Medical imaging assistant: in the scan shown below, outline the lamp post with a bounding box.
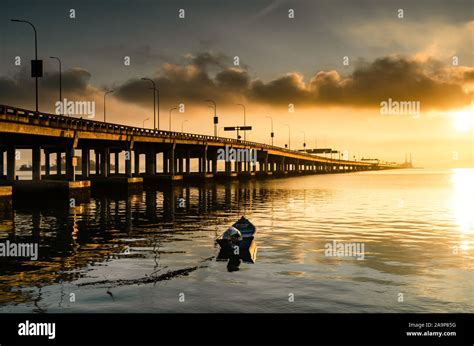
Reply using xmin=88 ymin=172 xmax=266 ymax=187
xmin=143 ymin=117 xmax=149 ymax=128
xmin=181 ymin=119 xmax=188 ymax=132
xmin=49 ymin=56 xmax=62 ymax=114
xmin=265 ymin=116 xmax=274 ymax=146
xmin=103 ymin=90 xmax=114 ymax=122
xmin=169 ymin=107 xmax=177 ymax=132
xmin=205 ymin=99 xmax=217 ymax=137
xmin=285 ymin=124 xmax=291 ymax=150
xmin=236 ymin=103 xmax=246 ymax=140
xmin=141 ymin=78 xmax=157 ymax=130
xmin=301 ymin=131 xmax=306 ymax=152
xmin=11 ymin=19 xmax=39 ymax=112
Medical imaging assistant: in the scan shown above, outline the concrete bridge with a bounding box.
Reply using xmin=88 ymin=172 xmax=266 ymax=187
xmin=0 ymin=105 xmax=401 ymax=200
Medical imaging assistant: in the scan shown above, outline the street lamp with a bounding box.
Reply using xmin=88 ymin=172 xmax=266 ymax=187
xmin=205 ymin=99 xmax=217 ymax=137
xmin=49 ymin=56 xmax=62 ymax=114
xmin=143 ymin=117 xmax=149 ymax=128
xmin=236 ymin=103 xmax=246 ymax=140
xmin=301 ymin=131 xmax=306 ymax=151
xmin=265 ymin=116 xmax=274 ymax=146
xmin=169 ymin=107 xmax=177 ymax=132
xmin=11 ymin=19 xmax=39 ymax=112
xmin=285 ymin=124 xmax=291 ymax=150
xmin=151 ymin=88 xmax=161 ymax=130
xmin=181 ymin=119 xmax=188 ymax=132
xmin=141 ymin=78 xmax=157 ymax=130
xmin=103 ymin=90 xmax=114 ymax=122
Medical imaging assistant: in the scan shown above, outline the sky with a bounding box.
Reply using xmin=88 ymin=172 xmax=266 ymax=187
xmin=0 ymin=0 xmax=473 ymax=168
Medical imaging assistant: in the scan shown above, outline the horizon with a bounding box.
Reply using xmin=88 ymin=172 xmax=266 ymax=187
xmin=1 ymin=0 xmax=473 ymax=168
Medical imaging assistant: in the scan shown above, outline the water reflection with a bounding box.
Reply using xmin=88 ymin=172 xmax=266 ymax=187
xmin=0 ymin=170 xmax=472 ymax=312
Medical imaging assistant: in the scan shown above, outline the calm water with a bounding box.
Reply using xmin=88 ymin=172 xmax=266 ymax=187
xmin=0 ymin=169 xmax=472 ymax=313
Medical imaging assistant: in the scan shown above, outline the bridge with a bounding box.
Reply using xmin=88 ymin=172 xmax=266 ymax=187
xmin=0 ymin=104 xmax=403 ymax=200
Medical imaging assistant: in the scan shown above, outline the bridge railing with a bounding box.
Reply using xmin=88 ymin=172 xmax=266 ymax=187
xmin=0 ymin=104 xmax=377 ymax=166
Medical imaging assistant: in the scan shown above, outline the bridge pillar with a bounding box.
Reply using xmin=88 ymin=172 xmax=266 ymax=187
xmin=0 ymin=149 xmax=4 ymax=178
xmin=212 ymin=153 xmax=218 ymax=174
xmin=44 ymin=150 xmax=50 ymax=177
xmin=178 ymin=155 xmax=184 ymax=174
xmin=125 ymin=150 xmax=132 ymax=177
xmin=134 ymin=150 xmax=140 ymax=176
xmin=169 ymin=146 xmax=175 ymax=175
xmin=6 ymin=146 xmax=16 ymax=181
xmin=106 ymin=150 xmax=111 ymax=177
xmin=94 ymin=150 xmax=100 ymax=175
xmin=82 ymin=148 xmax=90 ymax=179
xmin=56 ymin=152 xmax=62 ymax=175
xmin=147 ymin=149 xmax=156 ymax=175
xmin=186 ymin=151 xmax=191 ymax=174
xmin=31 ymin=145 xmax=41 ymax=181
xmin=200 ymin=146 xmax=207 ymax=174
xmin=101 ymin=148 xmax=110 ymax=178
xmin=66 ymin=147 xmax=74 ymax=181
xmin=163 ymin=151 xmax=168 ymax=174
xmin=115 ymin=152 xmax=120 ymax=174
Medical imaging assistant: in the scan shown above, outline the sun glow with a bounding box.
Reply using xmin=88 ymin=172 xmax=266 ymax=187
xmin=450 ymin=105 xmax=474 ymax=132
xmin=450 ymin=169 xmax=474 ymax=235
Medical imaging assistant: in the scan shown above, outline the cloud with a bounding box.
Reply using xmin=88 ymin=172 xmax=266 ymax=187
xmin=113 ymin=52 xmax=248 ymax=106
xmin=0 ymin=66 xmax=99 ymax=111
xmin=248 ymin=55 xmax=473 ymax=109
xmin=1 ymin=52 xmax=472 ymax=113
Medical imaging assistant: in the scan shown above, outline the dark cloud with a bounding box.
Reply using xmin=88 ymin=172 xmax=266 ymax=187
xmin=113 ymin=52 xmax=248 ymax=106
xmin=113 ymin=53 xmax=472 ymax=110
xmin=2 ymin=53 xmax=472 ymax=112
xmin=0 ymin=66 xmax=97 ymax=111
xmin=248 ymin=55 xmax=473 ymax=109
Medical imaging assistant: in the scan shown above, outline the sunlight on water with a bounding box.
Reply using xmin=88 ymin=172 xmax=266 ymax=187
xmin=0 ymin=169 xmax=473 ymax=313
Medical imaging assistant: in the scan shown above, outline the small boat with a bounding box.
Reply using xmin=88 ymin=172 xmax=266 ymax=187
xmin=216 ymin=216 xmax=257 ymax=264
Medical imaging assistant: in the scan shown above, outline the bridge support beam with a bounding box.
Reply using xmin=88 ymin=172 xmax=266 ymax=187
xmin=178 ymin=155 xmax=184 ymax=174
xmin=146 ymin=149 xmax=156 ymax=175
xmin=44 ymin=151 xmax=50 ymax=177
xmin=169 ymin=145 xmax=175 ymax=175
xmin=200 ymin=146 xmax=207 ymax=174
xmin=134 ymin=150 xmax=140 ymax=176
xmin=7 ymin=146 xmax=16 ymax=181
xmin=186 ymin=151 xmax=191 ymax=174
xmin=115 ymin=152 xmax=120 ymax=174
xmin=0 ymin=150 xmax=4 ymax=178
xmin=212 ymin=153 xmax=218 ymax=175
xmin=101 ymin=147 xmax=110 ymax=178
xmin=56 ymin=152 xmax=62 ymax=175
xmin=125 ymin=150 xmax=132 ymax=177
xmin=66 ymin=147 xmax=74 ymax=181
xmin=163 ymin=151 xmax=168 ymax=174
xmin=94 ymin=150 xmax=100 ymax=175
xmin=32 ymin=147 xmax=41 ymax=181
xmin=82 ymin=148 xmax=90 ymax=179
